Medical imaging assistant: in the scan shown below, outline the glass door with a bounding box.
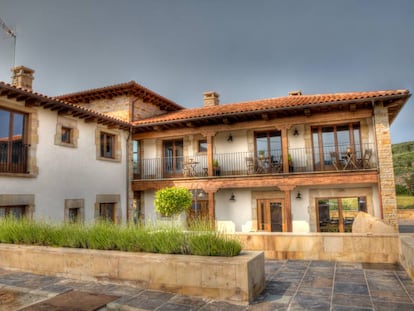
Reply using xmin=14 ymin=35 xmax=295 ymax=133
xmin=163 ymin=139 xmax=183 ymax=177
xmin=257 ymin=199 xmax=283 ymax=232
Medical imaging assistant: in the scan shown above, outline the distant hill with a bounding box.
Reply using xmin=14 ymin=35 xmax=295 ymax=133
xmin=392 ymin=141 xmax=414 ymax=189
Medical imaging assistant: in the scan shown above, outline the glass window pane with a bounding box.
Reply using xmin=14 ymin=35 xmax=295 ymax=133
xmin=13 ymin=112 xmax=25 ymax=137
xmin=0 ymin=109 xmax=10 ymax=139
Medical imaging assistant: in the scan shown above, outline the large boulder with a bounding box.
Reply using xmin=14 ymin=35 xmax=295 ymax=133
xmin=352 ymin=212 xmax=395 ymax=234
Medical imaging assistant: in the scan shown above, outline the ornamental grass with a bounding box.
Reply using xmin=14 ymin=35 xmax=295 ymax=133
xmin=0 ymin=217 xmax=242 ymax=257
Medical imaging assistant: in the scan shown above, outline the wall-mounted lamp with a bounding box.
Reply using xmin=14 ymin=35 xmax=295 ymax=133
xmin=229 ymin=193 xmax=236 ymax=201
xmin=227 ymin=134 xmax=233 ymax=142
xmin=197 ymin=190 xmax=206 ymax=199
xmin=293 ymin=128 xmax=299 ymax=136
xmin=296 ymin=191 xmax=302 ymax=199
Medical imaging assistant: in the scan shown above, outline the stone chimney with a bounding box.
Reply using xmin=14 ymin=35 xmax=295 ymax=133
xmin=203 ymin=91 xmax=220 ymax=107
xmin=11 ymin=66 xmax=35 ymax=90
xmin=288 ymin=90 xmax=302 ymax=96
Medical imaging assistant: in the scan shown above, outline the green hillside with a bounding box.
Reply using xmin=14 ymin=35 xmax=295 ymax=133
xmin=392 ymin=141 xmax=414 ymax=196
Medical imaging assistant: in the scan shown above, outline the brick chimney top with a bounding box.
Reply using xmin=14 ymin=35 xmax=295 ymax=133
xmin=11 ymin=66 xmax=35 ymax=90
xmin=203 ymin=91 xmax=220 ymax=107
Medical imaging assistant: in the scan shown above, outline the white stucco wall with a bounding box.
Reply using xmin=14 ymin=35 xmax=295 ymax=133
xmin=1 ymin=108 xmax=128 ymax=223
xmin=291 ymin=187 xmax=311 ymax=232
xmin=215 ymin=189 xmax=252 ymax=232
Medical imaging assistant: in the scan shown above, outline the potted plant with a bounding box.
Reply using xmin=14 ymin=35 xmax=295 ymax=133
xmin=213 ymin=159 xmax=220 ymax=176
xmin=288 ymin=154 xmax=294 ymax=172
xmin=258 ymin=150 xmax=265 ymax=159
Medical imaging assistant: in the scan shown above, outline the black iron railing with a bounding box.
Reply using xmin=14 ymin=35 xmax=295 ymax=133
xmin=135 ymin=143 xmax=377 ymax=180
xmin=0 ymin=142 xmax=28 ymax=174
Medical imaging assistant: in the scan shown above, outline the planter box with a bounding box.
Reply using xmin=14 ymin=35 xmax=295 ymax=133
xmin=0 ymin=244 xmax=264 ymax=304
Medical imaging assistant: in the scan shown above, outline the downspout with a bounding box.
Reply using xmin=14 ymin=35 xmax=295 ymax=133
xmin=126 ymin=126 xmax=132 ymax=224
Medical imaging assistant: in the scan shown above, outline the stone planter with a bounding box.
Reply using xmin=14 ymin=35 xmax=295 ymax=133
xmin=0 ymin=244 xmax=265 ymax=304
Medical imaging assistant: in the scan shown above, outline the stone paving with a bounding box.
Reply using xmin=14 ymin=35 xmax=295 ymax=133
xmin=1 ymin=260 xmax=414 ymax=310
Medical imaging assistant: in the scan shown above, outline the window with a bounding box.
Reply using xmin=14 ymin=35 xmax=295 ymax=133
xmin=317 ymin=196 xmax=367 ymax=233
xmin=254 ymin=131 xmax=282 ymax=173
xmin=312 ymin=123 xmax=361 ymax=170
xmin=0 ymin=107 xmax=27 ymax=173
xmin=133 ymin=140 xmax=140 ymax=178
xmin=198 ymin=140 xmax=207 ymax=153
xmin=99 ymin=203 xmax=115 ymax=222
xmin=61 ymin=127 xmax=72 ymax=144
xmin=64 ymin=199 xmax=84 ymax=223
xmin=96 ymin=128 xmax=121 ymax=162
xmin=163 ymin=139 xmax=184 ymax=177
xmin=68 ymin=208 xmax=80 ymax=223
xmin=100 ymin=132 xmax=115 ymax=158
xmin=55 ymin=116 xmax=78 ymax=148
xmin=255 ymin=131 xmax=282 ymax=160
xmin=0 ymin=205 xmax=26 ymax=219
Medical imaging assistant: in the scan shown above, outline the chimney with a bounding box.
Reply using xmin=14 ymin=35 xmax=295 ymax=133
xmin=288 ymin=90 xmax=302 ymax=96
xmin=203 ymin=91 xmax=220 ymax=107
xmin=11 ymin=66 xmax=35 ymax=90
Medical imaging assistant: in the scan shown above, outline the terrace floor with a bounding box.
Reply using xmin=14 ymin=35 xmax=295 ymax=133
xmin=1 ymin=260 xmax=413 ymax=311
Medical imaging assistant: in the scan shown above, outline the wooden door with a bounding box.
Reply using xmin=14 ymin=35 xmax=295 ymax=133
xmin=257 ymin=199 xmax=283 ymax=232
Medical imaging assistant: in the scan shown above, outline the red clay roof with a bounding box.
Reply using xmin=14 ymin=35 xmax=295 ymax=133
xmin=0 ymin=82 xmax=131 ymax=129
xmin=56 ymin=81 xmax=183 ymax=111
xmin=132 ymin=89 xmax=410 ymax=126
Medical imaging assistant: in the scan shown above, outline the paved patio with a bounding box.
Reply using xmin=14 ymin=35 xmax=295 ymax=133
xmin=1 ymin=260 xmax=414 ymax=310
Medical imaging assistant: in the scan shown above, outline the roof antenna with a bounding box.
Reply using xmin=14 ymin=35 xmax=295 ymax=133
xmin=0 ymin=16 xmax=17 ymax=68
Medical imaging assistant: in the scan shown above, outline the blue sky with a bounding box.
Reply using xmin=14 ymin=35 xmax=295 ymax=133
xmin=0 ymin=0 xmax=413 ymax=143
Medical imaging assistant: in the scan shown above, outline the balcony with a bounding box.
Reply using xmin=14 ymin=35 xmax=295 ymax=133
xmin=134 ymin=143 xmax=376 ymax=180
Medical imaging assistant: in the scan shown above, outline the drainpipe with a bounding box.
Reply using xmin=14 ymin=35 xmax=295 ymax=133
xmin=126 ymin=127 xmax=132 ymax=224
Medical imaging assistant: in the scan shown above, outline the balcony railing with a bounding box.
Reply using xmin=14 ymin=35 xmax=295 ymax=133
xmin=0 ymin=142 xmax=28 ymax=174
xmin=134 ymin=143 xmax=377 ymax=180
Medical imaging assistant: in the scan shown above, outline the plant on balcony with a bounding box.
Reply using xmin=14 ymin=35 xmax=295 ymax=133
xmin=213 ymin=159 xmax=220 ymax=176
xmin=154 ymin=186 xmax=193 ymax=217
xmin=258 ymin=150 xmax=265 ymax=159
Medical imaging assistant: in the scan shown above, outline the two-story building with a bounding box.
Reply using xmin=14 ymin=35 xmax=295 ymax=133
xmin=1 ymin=66 xmax=411 ymax=233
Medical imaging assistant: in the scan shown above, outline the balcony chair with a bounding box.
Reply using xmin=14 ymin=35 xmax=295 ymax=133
xmin=270 ymin=155 xmax=282 ymax=173
xmin=245 ymin=157 xmax=256 ymax=174
xmin=358 ymin=149 xmax=372 ymax=169
xmin=329 ymin=151 xmax=340 ymax=170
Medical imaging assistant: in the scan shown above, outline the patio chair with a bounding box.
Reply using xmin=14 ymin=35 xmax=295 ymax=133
xmin=358 ymin=149 xmax=372 ymax=169
xmin=245 ymin=157 xmax=255 ymax=174
xmin=329 ymin=151 xmax=340 ymax=170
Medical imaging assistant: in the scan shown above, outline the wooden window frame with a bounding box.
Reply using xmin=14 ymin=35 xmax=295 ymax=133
xmin=61 ymin=126 xmax=72 ymax=144
xmin=0 ymin=107 xmax=28 ymax=174
xmin=96 ymin=128 xmax=121 ymax=162
xmin=100 ymin=132 xmax=115 ymax=159
xmin=311 ymin=122 xmax=361 ymax=171
xmin=198 ymin=139 xmax=207 ymax=153
xmin=99 ymin=203 xmax=115 ymax=222
xmin=0 ymin=205 xmax=26 ymax=219
xmin=316 ymin=196 xmax=367 ymax=233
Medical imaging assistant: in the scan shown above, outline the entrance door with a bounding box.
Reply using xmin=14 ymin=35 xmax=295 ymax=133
xmin=187 ymin=201 xmax=209 ymax=225
xmin=257 ymin=199 xmax=283 ymax=232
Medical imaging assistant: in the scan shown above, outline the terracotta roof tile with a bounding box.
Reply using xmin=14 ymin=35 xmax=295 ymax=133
xmin=132 ymin=89 xmax=410 ymax=126
xmin=0 ymin=81 xmax=131 ymax=128
xmin=56 ymin=81 xmax=183 ymax=111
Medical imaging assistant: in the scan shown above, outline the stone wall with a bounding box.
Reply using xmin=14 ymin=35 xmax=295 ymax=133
xmin=0 ymin=245 xmax=265 ymax=304
xmin=236 ymin=233 xmax=399 ymax=263
xmin=400 ymin=235 xmax=414 ymax=280
xmin=374 ymin=103 xmax=399 ymax=231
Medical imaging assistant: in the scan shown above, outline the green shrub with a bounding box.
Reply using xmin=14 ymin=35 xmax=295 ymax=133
xmin=154 ymin=187 xmax=192 ymax=217
xmin=0 ymin=217 xmax=242 ymax=257
xmin=188 ymin=231 xmax=242 ymax=257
